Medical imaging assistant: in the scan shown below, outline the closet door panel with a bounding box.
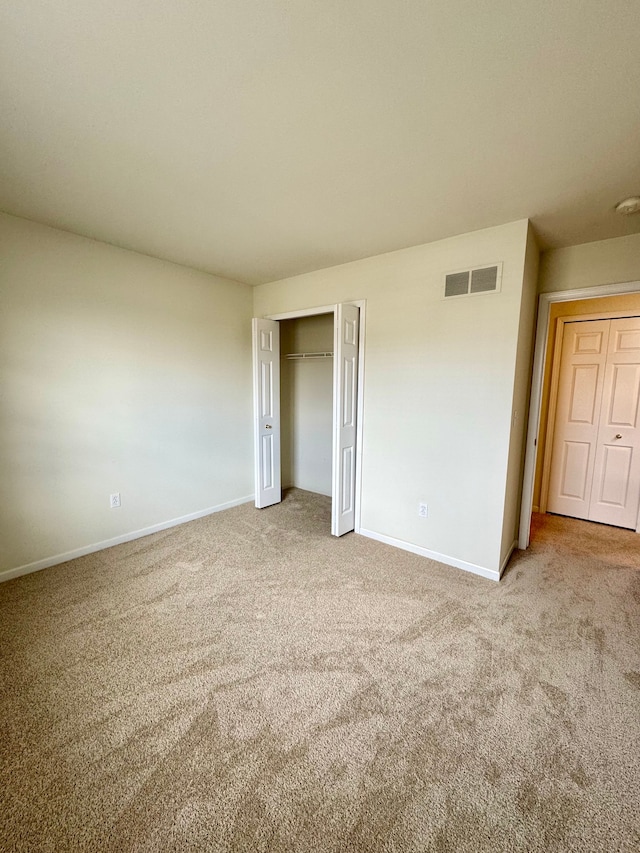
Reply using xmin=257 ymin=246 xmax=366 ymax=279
xmin=589 ymin=317 xmax=640 ymax=528
xmin=547 ymin=320 xmax=609 ymax=520
xmin=252 ymin=319 xmax=281 ymax=508
xmin=332 ymin=303 xmax=359 ymax=536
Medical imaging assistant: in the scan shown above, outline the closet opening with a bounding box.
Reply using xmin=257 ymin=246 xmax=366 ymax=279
xmin=252 ymin=302 xmax=365 ymax=537
xmin=280 ymin=313 xmax=334 ymax=502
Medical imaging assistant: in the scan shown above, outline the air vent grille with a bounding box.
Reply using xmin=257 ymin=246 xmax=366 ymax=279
xmin=444 ymin=271 xmax=470 ymax=298
xmin=444 ymin=263 xmax=501 ymax=298
xmin=470 ymin=266 xmax=498 ymax=293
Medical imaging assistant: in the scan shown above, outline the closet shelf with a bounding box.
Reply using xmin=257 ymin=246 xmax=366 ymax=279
xmin=284 ymin=351 xmax=334 ymax=360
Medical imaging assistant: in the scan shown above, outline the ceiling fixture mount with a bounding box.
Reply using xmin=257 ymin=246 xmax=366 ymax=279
xmin=615 ymin=196 xmax=640 ymax=215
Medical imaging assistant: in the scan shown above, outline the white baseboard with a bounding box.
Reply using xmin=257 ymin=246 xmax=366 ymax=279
xmin=0 ymin=495 xmax=254 ymax=584
xmin=358 ymin=528 xmax=500 ymax=582
xmin=500 ymin=540 xmax=518 ymax=578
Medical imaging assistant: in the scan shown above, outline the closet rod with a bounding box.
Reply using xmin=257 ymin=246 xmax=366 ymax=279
xmin=284 ymin=351 xmax=334 ymax=360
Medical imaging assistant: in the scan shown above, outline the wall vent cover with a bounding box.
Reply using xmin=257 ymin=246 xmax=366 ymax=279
xmin=444 ymin=263 xmax=502 ymax=299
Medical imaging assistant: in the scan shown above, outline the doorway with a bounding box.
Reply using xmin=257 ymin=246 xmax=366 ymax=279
xmin=251 ymin=302 xmax=365 ymax=537
xmin=520 ymin=283 xmax=640 ymax=548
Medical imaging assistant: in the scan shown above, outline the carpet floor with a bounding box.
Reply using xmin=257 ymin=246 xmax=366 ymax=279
xmin=1 ymin=489 xmax=639 ymax=852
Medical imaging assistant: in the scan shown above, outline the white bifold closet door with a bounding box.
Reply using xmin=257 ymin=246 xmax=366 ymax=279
xmin=252 ymin=319 xmax=281 ymax=508
xmin=252 ymin=304 xmax=359 ymax=536
xmin=331 ymin=303 xmax=359 ymax=536
xmin=547 ymin=317 xmax=640 ymax=529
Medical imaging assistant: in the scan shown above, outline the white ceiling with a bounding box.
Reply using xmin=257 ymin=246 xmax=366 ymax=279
xmin=1 ymin=1 xmax=639 ymax=285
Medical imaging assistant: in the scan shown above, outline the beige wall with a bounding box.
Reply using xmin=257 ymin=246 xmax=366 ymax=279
xmin=280 ymin=314 xmax=333 ymax=496
xmin=254 ymin=220 xmax=532 ymax=576
xmin=538 ymin=233 xmax=640 ymax=293
xmin=0 ymin=213 xmax=254 ymax=575
xmin=500 ymin=224 xmax=539 ymax=564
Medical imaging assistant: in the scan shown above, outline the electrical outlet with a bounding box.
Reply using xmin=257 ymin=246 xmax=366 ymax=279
xmin=418 ymin=503 xmax=428 ymax=518
xmin=110 ymin=493 xmax=121 ymax=509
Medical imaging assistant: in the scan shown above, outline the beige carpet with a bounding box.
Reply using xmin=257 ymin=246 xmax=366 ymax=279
xmin=1 ymin=489 xmax=639 ymax=852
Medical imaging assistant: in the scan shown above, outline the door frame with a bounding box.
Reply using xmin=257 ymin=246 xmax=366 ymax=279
xmin=265 ymin=300 xmax=366 ymax=534
xmin=519 ymin=280 xmax=640 ymax=548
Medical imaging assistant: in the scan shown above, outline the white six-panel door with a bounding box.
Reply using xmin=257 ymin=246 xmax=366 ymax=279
xmin=252 ymin=319 xmax=281 ymax=508
xmin=590 ymin=317 xmax=640 ymax=527
xmin=547 ymin=320 xmax=609 ymax=520
xmin=331 ymin=303 xmax=359 ymax=536
xmin=548 ymin=317 xmax=640 ymax=528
